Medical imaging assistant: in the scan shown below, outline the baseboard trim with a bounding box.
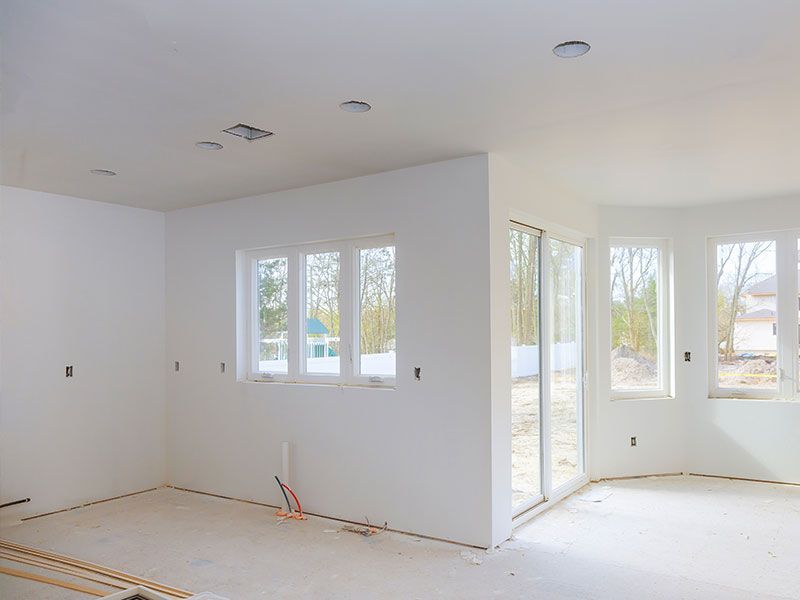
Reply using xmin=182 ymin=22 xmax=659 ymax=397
xmin=168 ymin=485 xmax=487 ymax=550
xmin=20 ymin=487 xmax=161 ymax=521
xmin=688 ymin=472 xmax=800 ymax=487
xmin=591 ymin=472 xmax=683 ymax=483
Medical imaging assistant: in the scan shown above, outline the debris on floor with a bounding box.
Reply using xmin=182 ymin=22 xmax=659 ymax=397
xmin=459 ymin=550 xmax=483 ymax=565
xmin=340 ymin=518 xmax=388 ymax=537
xmin=578 ymin=486 xmax=613 ymax=503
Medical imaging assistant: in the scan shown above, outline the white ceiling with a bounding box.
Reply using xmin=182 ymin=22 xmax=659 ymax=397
xmin=2 ymin=0 xmax=799 ymax=211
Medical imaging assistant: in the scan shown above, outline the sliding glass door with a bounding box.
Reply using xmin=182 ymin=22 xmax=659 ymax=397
xmin=548 ymin=238 xmax=585 ymax=490
xmin=510 ymin=225 xmax=542 ymax=510
xmin=510 ymin=223 xmax=586 ymax=516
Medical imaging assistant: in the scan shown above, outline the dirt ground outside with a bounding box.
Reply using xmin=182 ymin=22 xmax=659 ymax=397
xmin=512 ymin=373 xmax=581 ymax=509
xmin=717 ymin=356 xmax=777 ymax=389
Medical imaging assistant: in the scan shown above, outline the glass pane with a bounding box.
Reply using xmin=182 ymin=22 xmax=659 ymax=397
xmin=610 ymin=246 xmax=660 ymax=390
xmin=715 ymin=241 xmax=777 ymax=390
xmin=550 ymin=238 xmax=583 ymax=489
xmin=510 ymin=228 xmax=541 ymax=509
xmin=359 ymin=246 xmax=396 ymax=376
xmin=257 ymin=257 xmax=289 ymax=373
xmin=305 ymin=252 xmax=340 ymax=374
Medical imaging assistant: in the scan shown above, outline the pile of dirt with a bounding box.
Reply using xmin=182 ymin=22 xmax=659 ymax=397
xmin=732 ymin=357 xmax=774 ymax=374
xmin=611 ymin=345 xmax=657 ymax=387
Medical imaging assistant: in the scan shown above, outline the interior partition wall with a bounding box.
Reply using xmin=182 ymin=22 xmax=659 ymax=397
xmin=510 ymin=220 xmax=587 ymax=519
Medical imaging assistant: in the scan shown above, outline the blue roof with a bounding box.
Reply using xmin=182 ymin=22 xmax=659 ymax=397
xmin=306 ymin=317 xmax=329 ymax=335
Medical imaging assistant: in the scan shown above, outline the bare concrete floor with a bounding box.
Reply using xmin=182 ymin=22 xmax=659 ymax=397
xmin=1 ymin=475 xmax=798 ymax=599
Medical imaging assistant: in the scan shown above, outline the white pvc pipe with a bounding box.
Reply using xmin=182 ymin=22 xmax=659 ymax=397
xmin=281 ymin=441 xmax=290 ymax=487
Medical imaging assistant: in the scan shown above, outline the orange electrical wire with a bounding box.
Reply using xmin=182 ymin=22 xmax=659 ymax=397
xmin=275 ymin=482 xmax=307 ymax=520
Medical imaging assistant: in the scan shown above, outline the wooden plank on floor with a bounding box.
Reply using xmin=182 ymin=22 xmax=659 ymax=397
xmin=1 ymin=551 xmax=126 ymax=590
xmin=0 ymin=564 xmax=108 ymax=596
xmin=0 ymin=539 xmax=193 ymax=599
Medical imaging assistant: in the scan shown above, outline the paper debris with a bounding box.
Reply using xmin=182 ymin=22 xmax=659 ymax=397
xmin=579 ymin=487 xmax=613 ymax=503
xmin=460 ymin=550 xmax=483 ymax=565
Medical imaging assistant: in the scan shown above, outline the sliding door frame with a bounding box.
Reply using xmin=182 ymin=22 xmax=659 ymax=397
xmin=510 ymin=221 xmax=545 ymax=516
xmin=510 ymin=216 xmax=590 ymax=523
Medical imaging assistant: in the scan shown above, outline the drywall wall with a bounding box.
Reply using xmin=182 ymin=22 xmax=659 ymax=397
xmin=487 ymin=154 xmax=599 ymax=544
xmin=0 ymin=186 xmax=167 ymax=519
xmin=593 ymin=206 xmax=686 ymax=479
xmin=165 ymin=156 xmax=494 ymax=547
xmin=682 ymin=196 xmax=800 ymax=484
xmin=595 ymin=196 xmax=800 ymax=485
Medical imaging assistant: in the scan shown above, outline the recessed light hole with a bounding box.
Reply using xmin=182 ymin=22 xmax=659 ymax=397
xmin=339 ymin=100 xmax=371 ymax=113
xmin=553 ymin=40 xmax=591 ymax=58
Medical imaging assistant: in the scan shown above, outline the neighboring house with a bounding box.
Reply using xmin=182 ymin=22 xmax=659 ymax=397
xmin=734 ymin=271 xmax=800 ymax=353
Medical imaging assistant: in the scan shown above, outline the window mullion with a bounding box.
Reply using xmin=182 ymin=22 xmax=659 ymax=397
xmin=339 ymin=242 xmax=355 ymax=383
xmin=289 ymin=248 xmax=302 ymax=382
xmin=540 ymin=233 xmax=553 ymax=500
xmin=777 ymin=232 xmax=796 ymax=399
xmin=794 ymin=233 xmax=800 ymax=399
xmin=249 ymin=257 xmax=259 ymax=376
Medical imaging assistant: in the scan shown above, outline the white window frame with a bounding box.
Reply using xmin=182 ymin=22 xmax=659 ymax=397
xmin=243 ymin=234 xmax=396 ymax=387
xmin=707 ymin=230 xmax=799 ymax=400
xmin=609 ymin=238 xmax=672 ymax=400
xmin=352 ymin=235 xmax=397 ymax=383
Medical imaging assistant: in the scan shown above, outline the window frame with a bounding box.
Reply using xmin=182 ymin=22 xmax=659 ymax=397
xmin=299 ymin=241 xmax=348 ymax=385
xmin=609 ymin=237 xmax=672 ymax=400
xmin=247 ymin=247 xmax=293 ymax=383
xmin=243 ymin=234 xmax=395 ymax=387
xmin=706 ymin=230 xmax=799 ymax=401
xmin=352 ymin=235 xmax=397 ymax=383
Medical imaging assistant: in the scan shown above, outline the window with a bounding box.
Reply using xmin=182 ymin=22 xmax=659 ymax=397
xmin=242 ymin=235 xmax=395 ymax=386
xmin=358 ymin=244 xmax=396 ymax=377
xmin=708 ymin=231 xmax=799 ymax=400
xmin=256 ymin=256 xmax=289 ymax=374
xmin=610 ymin=239 xmax=671 ymax=399
xmin=305 ymin=251 xmax=341 ymax=375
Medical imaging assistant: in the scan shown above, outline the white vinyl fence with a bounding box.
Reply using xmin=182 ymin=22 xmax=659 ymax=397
xmin=259 ymin=352 xmax=395 ymax=375
xmin=511 ymin=343 xmax=577 ymax=378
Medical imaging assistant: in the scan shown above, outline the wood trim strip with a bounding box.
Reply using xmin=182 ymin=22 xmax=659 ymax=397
xmin=0 ymin=540 xmax=192 ymax=598
xmin=0 ymin=565 xmax=107 ymax=597
xmin=1 ymin=551 xmax=126 ymax=590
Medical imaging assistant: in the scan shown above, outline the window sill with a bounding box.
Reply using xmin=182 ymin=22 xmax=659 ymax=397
xmin=611 ymin=394 xmax=674 ymax=402
xmin=708 ymin=396 xmax=798 ymax=403
xmin=240 ymin=378 xmax=396 ymax=391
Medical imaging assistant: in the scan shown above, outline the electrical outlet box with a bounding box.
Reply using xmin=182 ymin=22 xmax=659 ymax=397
xmin=630 ymin=436 xmax=637 ymax=447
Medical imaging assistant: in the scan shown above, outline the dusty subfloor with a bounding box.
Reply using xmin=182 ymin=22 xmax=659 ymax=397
xmin=1 ymin=475 xmax=798 ymax=599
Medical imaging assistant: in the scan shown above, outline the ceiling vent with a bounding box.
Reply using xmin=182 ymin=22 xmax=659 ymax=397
xmin=222 ymin=123 xmax=274 ymax=141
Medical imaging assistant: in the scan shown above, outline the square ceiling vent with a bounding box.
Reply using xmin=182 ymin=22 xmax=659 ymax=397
xmin=222 ymin=123 xmax=274 ymax=141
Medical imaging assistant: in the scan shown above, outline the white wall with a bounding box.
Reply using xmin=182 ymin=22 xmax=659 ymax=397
xmin=683 ymin=196 xmax=800 ymax=484
xmin=488 ymin=154 xmax=599 ymax=545
xmin=594 ymin=207 xmax=687 ymax=479
xmin=3 ymin=157 xmax=795 ymax=547
xmin=595 ymin=196 xmax=800 ymax=485
xmin=0 ymin=186 xmax=166 ymax=520
xmin=165 ymin=156 xmax=494 ymax=547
